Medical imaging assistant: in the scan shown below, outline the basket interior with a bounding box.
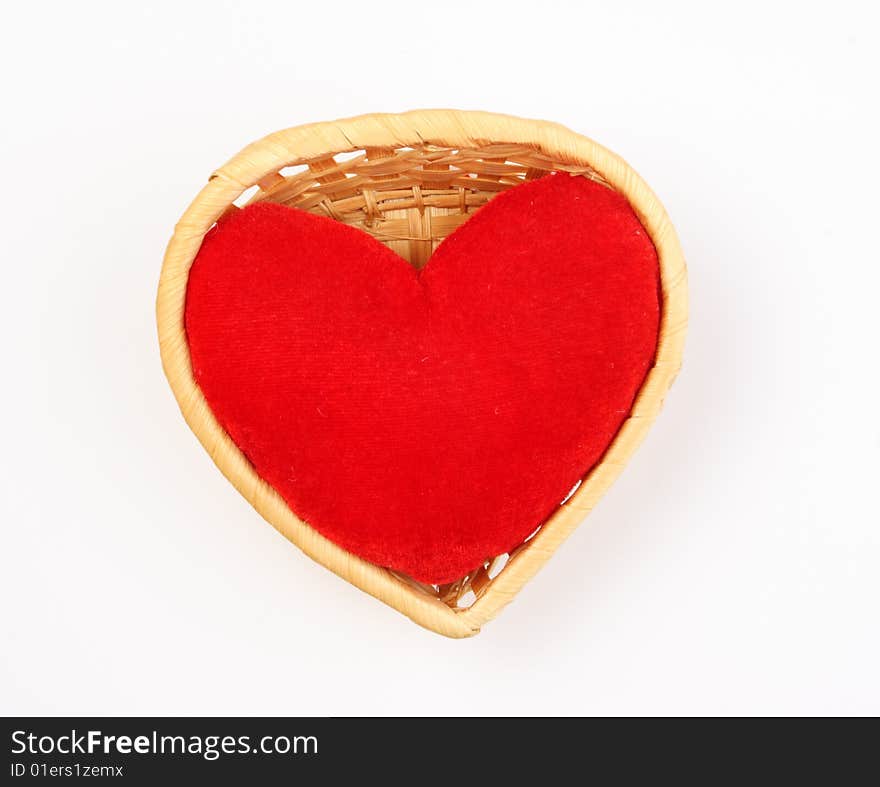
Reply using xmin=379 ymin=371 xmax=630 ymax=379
xmin=229 ymin=142 xmax=608 ymax=610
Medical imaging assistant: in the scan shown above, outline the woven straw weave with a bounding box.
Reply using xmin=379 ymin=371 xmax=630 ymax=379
xmin=157 ymin=110 xmax=688 ymax=637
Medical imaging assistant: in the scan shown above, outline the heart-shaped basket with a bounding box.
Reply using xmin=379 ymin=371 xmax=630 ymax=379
xmin=157 ymin=109 xmax=688 ymax=637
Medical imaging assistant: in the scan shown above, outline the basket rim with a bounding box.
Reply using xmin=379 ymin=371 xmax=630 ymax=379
xmin=156 ymin=109 xmax=688 ymax=638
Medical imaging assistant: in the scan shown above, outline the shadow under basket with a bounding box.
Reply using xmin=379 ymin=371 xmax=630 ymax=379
xmin=157 ymin=109 xmax=688 ymax=638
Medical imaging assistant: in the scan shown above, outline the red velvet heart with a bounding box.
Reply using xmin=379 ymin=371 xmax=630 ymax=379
xmin=184 ymin=174 xmax=660 ymax=583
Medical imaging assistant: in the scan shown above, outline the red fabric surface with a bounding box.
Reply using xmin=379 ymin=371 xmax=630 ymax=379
xmin=185 ymin=174 xmax=660 ymax=583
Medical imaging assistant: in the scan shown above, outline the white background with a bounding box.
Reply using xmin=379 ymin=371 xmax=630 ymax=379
xmin=1 ymin=1 xmax=878 ymax=717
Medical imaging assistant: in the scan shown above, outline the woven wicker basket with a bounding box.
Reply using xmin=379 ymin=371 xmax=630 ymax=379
xmin=157 ymin=109 xmax=688 ymax=638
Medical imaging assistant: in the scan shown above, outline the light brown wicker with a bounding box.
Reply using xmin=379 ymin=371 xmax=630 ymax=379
xmin=157 ymin=110 xmax=688 ymax=638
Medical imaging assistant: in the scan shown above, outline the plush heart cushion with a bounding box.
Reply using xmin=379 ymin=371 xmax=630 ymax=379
xmin=184 ymin=174 xmax=660 ymax=584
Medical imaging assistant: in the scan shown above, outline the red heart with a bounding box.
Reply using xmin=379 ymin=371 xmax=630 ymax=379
xmin=184 ymin=174 xmax=660 ymax=583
